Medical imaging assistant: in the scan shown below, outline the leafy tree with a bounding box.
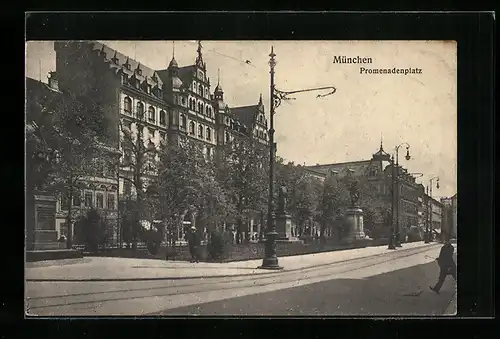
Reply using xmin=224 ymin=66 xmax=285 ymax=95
xmin=119 ymin=120 xmax=158 ymax=250
xmin=319 ymin=173 xmax=350 ymax=242
xmin=26 ymin=82 xmax=111 ymax=249
xmin=217 ymin=137 xmax=268 ymax=244
xmin=356 ymin=177 xmax=392 ymax=239
xmin=81 ymin=209 xmax=107 ymax=252
xmin=274 ymin=160 xmax=323 ymax=237
xmin=152 ymin=139 xmax=233 ymax=246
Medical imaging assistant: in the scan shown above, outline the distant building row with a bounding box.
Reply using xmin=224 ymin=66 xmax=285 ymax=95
xmin=304 ymin=142 xmax=456 ymax=241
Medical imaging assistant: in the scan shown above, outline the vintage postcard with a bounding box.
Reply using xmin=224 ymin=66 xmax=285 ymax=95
xmin=25 ymin=40 xmax=457 ymax=316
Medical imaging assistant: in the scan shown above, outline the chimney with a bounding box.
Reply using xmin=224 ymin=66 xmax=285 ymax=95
xmin=48 ymin=71 xmax=59 ymax=91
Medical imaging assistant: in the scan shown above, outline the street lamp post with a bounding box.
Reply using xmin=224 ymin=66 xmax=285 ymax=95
xmin=395 ymin=143 xmax=411 ymax=247
xmin=259 ymin=47 xmax=337 ymax=270
xmin=388 ymin=155 xmax=396 ymax=250
xmin=427 ymin=176 xmax=440 ymax=242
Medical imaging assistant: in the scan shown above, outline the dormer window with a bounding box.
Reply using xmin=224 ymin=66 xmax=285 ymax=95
xmin=136 ymin=68 xmax=142 ymax=76
xmin=152 ymin=75 xmax=157 ymax=82
xmin=125 ymin=63 xmax=131 ymax=70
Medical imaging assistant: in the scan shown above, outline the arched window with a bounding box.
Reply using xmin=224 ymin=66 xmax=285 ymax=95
xmin=136 ymin=102 xmax=144 ymax=119
xmin=159 ymin=110 xmax=166 ymax=125
xmin=124 ymin=97 xmax=132 ymax=113
xmin=198 ymin=125 xmax=203 ymax=138
xmin=206 ymin=127 xmax=211 ymax=141
xmin=180 ymin=114 xmax=186 ymax=130
xmin=205 ymin=106 xmax=209 ymax=115
xmin=198 ymin=84 xmax=203 ymax=96
xmin=189 ymin=121 xmax=195 ymax=135
xmin=148 ymin=106 xmax=155 ymax=122
xmin=198 ymin=102 xmax=202 ymax=113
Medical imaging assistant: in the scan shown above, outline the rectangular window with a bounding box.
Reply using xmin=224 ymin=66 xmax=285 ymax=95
xmin=107 ymin=194 xmax=115 ymax=210
xmin=72 ymin=193 xmax=81 ymax=207
xmin=84 ymin=192 xmax=93 ymax=207
xmin=96 ymin=193 xmax=104 ymax=208
xmin=148 ymin=128 xmax=155 ymax=138
xmin=61 ymin=195 xmax=69 ymax=210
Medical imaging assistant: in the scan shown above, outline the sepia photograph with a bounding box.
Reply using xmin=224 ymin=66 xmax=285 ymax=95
xmin=25 ymin=39 xmax=458 ymax=317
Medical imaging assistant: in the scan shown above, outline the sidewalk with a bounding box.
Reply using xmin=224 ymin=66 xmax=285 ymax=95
xmin=443 ymin=290 xmax=457 ymax=315
xmin=25 ymin=241 xmax=441 ymax=282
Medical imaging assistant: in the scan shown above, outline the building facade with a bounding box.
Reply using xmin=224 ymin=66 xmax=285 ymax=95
xmin=428 ymin=196 xmax=443 ymax=240
xmin=441 ymin=193 xmax=457 ymax=240
xmin=51 ymin=40 xmax=269 ymax=244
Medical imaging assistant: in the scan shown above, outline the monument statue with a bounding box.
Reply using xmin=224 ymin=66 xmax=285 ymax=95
xmin=349 ymin=181 xmax=360 ymax=207
xmin=277 ymin=186 xmax=288 ymax=213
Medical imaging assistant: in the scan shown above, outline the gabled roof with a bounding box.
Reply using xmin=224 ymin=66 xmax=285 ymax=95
xmin=231 ymin=105 xmax=258 ymax=129
xmin=177 ymin=65 xmax=197 ymax=85
xmin=157 ymin=65 xmax=196 ymax=91
xmin=91 ymin=42 xmax=163 ymax=87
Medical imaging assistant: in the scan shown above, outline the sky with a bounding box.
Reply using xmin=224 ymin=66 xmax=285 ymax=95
xmin=26 ymin=40 xmax=457 ymax=198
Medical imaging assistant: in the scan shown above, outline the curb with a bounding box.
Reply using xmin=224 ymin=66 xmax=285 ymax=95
xmin=26 ymin=243 xmax=441 ymax=282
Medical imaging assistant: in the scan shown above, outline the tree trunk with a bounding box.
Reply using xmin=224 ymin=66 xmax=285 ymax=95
xmin=319 ymin=219 xmax=326 ymax=245
xmin=66 ymin=182 xmax=74 ymax=249
xmin=236 ymin=218 xmax=242 ymax=244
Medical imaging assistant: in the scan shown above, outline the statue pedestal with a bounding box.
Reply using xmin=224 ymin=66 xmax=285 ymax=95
xmin=274 ymin=212 xmax=293 ymax=241
xmin=29 ymin=193 xmax=60 ymax=250
xmin=342 ymin=207 xmax=366 ymax=244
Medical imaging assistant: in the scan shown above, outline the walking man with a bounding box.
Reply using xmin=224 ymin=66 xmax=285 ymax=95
xmin=430 ymin=238 xmax=456 ymax=294
xmin=187 ymin=225 xmax=200 ymax=263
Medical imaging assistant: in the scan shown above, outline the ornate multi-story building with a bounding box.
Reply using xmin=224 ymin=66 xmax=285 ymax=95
xmin=50 ymin=40 xmax=269 ymax=244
